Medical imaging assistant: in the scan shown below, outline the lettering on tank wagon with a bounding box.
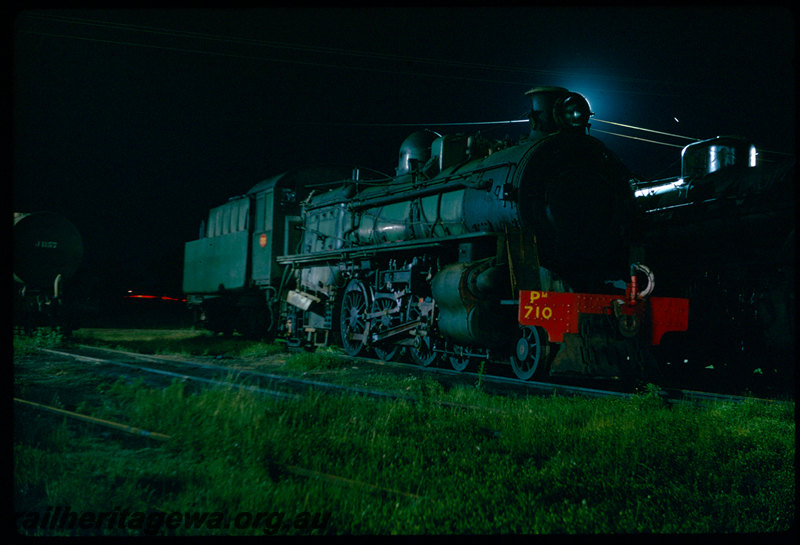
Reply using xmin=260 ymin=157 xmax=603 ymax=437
xmin=523 ymin=291 xmax=553 ymax=320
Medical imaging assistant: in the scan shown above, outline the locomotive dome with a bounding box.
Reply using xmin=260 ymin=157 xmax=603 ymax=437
xmin=396 ymin=129 xmax=441 ymax=175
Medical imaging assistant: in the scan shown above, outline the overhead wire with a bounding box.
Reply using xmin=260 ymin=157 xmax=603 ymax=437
xmin=590 ymin=129 xmax=686 ymax=148
xmin=293 ymin=117 xmax=695 ymax=149
xmin=20 ymin=11 xmax=721 ymax=97
xmin=592 ymin=119 xmax=699 ymax=141
xmin=14 ymin=37 xmax=696 ymax=156
xmin=289 ymin=119 xmax=529 ymax=128
xmin=19 ymin=28 xmax=573 ymax=89
xmin=18 ymin=12 xmax=793 ymax=157
xmin=307 ymin=115 xmax=791 ymax=158
xmin=20 ymin=12 xmax=573 ymax=79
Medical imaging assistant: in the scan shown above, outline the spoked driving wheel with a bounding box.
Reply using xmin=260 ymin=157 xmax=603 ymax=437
xmin=340 ymin=279 xmax=371 ymax=357
xmin=449 ymin=355 xmax=471 ymax=372
xmin=371 ymin=295 xmax=402 ymax=361
xmin=407 ymin=296 xmax=438 ymax=367
xmin=510 ymin=325 xmax=550 ymax=380
xmin=410 ymin=335 xmax=437 ymax=367
xmin=445 ymin=345 xmax=470 ymax=373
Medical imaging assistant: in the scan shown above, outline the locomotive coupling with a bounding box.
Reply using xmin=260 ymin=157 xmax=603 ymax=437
xmin=613 ymin=263 xmax=656 ymax=338
xmin=628 ymin=262 xmax=655 ymax=301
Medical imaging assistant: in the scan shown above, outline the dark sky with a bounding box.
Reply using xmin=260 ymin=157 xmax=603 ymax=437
xmin=12 ymin=7 xmax=796 ymax=295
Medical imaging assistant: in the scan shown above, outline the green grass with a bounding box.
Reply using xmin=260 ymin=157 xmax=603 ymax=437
xmin=67 ymin=328 xmax=285 ymax=358
xmin=283 ymin=347 xmax=348 ymax=371
xmin=13 ymin=328 xmax=66 ymax=356
xmin=13 ymin=330 xmax=796 ymax=535
xmin=14 ymin=368 xmax=795 ymax=535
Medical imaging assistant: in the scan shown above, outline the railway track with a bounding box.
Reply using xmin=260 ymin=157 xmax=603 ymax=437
xmin=14 ymin=344 xmax=442 ymax=505
xmin=21 ymin=344 xmax=782 ymax=409
xmin=342 ymin=353 xmax=785 ymax=407
xmin=13 ymin=342 xmax=788 ymax=508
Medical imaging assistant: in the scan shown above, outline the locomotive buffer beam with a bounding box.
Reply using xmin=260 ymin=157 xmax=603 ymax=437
xmin=518 ymin=289 xmax=689 ymax=379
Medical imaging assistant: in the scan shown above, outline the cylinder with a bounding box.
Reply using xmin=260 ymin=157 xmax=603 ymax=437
xmin=430 ymin=260 xmax=513 ymax=348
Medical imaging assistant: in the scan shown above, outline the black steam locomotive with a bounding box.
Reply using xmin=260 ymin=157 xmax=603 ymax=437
xmin=631 ymin=136 xmax=795 ymax=386
xmin=183 ymin=87 xmax=690 ymax=380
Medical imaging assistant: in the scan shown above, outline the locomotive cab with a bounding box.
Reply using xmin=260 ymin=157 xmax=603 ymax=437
xmin=183 ymin=166 xmax=355 ymax=338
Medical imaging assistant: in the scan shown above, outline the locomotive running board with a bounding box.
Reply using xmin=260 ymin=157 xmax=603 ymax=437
xmin=276 ymin=231 xmax=501 ymax=266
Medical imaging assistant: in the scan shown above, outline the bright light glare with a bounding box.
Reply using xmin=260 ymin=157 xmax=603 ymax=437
xmin=548 ymin=74 xmax=617 ymax=121
xmin=749 ymin=145 xmax=757 ymax=167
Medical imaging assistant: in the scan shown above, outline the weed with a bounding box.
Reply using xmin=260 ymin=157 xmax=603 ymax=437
xmin=13 ymin=328 xmax=65 ymax=355
xmin=284 ymin=349 xmax=347 ymax=371
xmin=475 ymin=360 xmax=486 ymax=390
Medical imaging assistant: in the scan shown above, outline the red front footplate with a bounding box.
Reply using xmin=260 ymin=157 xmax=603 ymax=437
xmin=518 ymin=290 xmax=689 ymax=345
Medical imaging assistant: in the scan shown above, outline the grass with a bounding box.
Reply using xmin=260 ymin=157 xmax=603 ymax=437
xmin=13 ymin=328 xmax=66 ymax=356
xmin=13 ymin=330 xmax=796 ymax=535
xmin=68 ymin=328 xmax=286 ymax=359
xmin=283 ymin=347 xmax=348 ymax=371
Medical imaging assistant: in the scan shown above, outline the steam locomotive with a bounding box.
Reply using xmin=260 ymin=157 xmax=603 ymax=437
xmin=183 ymin=87 xmax=691 ymax=380
xmin=631 ymin=136 xmax=795 ymax=386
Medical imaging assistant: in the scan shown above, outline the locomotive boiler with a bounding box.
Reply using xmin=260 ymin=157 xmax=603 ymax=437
xmin=183 ymin=87 xmax=689 ymax=380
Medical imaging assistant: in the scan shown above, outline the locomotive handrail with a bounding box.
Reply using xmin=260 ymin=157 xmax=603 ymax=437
xmin=276 ymin=231 xmax=502 ymax=266
xmin=344 ymin=161 xmax=518 ymax=211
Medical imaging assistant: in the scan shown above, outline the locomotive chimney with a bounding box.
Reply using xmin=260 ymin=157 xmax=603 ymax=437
xmin=525 ymin=87 xmax=593 ymax=140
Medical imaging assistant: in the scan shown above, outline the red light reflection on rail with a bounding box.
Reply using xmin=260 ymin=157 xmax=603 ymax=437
xmin=125 ymin=293 xmax=186 ymax=303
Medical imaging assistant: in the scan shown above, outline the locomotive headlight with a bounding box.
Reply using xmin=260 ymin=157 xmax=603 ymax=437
xmin=553 ymin=92 xmax=593 ymax=130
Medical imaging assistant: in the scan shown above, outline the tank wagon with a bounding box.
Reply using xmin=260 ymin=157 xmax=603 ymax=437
xmin=14 ymin=211 xmax=84 ymax=333
xmin=183 ymin=87 xmax=690 ymax=380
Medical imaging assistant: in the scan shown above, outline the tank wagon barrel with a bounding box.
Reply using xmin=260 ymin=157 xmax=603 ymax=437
xmin=14 ymin=211 xmax=84 ymax=334
xmin=14 ymin=211 xmax=84 ymax=289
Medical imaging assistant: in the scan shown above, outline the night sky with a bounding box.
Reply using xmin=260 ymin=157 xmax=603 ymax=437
xmin=12 ymin=7 xmax=795 ymax=298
